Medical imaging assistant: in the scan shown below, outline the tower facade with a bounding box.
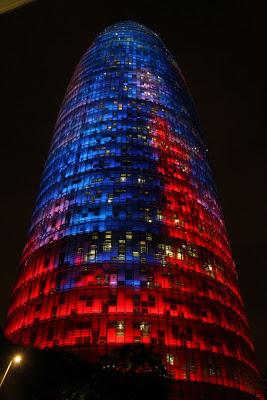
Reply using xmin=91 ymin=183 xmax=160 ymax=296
xmin=5 ymin=22 xmax=263 ymax=399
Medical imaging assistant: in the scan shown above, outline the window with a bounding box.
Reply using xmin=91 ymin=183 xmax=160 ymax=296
xmin=167 ymin=354 xmax=174 ymax=365
xmin=116 ymin=321 xmax=125 ymax=335
xmin=140 ymin=322 xmax=150 ymax=336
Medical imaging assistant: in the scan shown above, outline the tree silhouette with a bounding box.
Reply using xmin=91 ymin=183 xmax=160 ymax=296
xmin=62 ymin=345 xmax=169 ymax=400
xmin=99 ymin=344 xmax=167 ymax=376
xmin=0 ymin=331 xmax=169 ymax=400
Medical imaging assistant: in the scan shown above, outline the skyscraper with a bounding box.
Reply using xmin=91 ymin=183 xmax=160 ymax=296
xmin=5 ymin=21 xmax=263 ymax=399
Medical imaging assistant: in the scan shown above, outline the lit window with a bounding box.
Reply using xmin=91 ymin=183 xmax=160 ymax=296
xmin=126 ymin=231 xmax=132 ymax=240
xmin=177 ymin=249 xmax=183 ymax=260
xmin=103 ymin=242 xmax=112 ymax=251
xmin=167 ymin=354 xmax=175 ymax=365
xmin=116 ymin=321 xmax=125 ymax=335
xmin=140 ymin=322 xmax=150 ymax=336
xmin=107 ymin=194 xmax=114 ymax=203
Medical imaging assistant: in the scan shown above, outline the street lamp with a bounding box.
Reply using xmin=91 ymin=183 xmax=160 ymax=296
xmin=13 ymin=355 xmax=22 ymax=364
xmin=0 ymin=354 xmax=23 ymax=389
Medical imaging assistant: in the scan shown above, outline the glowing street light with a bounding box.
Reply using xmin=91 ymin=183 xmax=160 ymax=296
xmin=13 ymin=355 xmax=22 ymax=364
xmin=0 ymin=354 xmax=23 ymax=389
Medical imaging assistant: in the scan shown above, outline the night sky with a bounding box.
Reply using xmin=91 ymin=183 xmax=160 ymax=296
xmin=1 ymin=0 xmax=266 ymax=371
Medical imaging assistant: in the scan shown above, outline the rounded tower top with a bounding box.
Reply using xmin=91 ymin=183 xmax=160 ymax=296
xmin=101 ymin=20 xmax=160 ymax=36
xmin=91 ymin=20 xmax=169 ymax=57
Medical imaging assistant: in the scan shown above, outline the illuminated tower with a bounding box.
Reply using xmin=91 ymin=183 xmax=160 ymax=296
xmin=5 ymin=21 xmax=263 ymax=399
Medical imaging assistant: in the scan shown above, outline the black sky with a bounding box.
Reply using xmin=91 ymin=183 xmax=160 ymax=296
xmin=0 ymin=0 xmax=266 ymax=371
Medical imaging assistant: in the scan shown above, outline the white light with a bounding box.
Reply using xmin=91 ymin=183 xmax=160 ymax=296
xmin=13 ymin=355 xmax=22 ymax=364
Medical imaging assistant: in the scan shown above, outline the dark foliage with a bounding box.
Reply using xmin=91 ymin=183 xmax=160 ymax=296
xmin=99 ymin=344 xmax=167 ymax=376
xmin=0 ymin=331 xmax=169 ymax=400
xmin=62 ymin=373 xmax=170 ymax=400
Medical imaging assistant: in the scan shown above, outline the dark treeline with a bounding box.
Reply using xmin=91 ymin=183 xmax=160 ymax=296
xmin=0 ymin=330 xmax=169 ymax=400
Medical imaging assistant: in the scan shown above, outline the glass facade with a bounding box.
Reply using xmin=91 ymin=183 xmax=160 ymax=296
xmin=5 ymin=21 xmax=263 ymax=399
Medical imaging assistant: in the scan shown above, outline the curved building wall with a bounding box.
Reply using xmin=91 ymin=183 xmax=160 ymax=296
xmin=5 ymin=21 xmax=263 ymax=399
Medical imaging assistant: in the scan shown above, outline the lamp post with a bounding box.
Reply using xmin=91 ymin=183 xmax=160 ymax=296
xmin=0 ymin=354 xmax=22 ymax=389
